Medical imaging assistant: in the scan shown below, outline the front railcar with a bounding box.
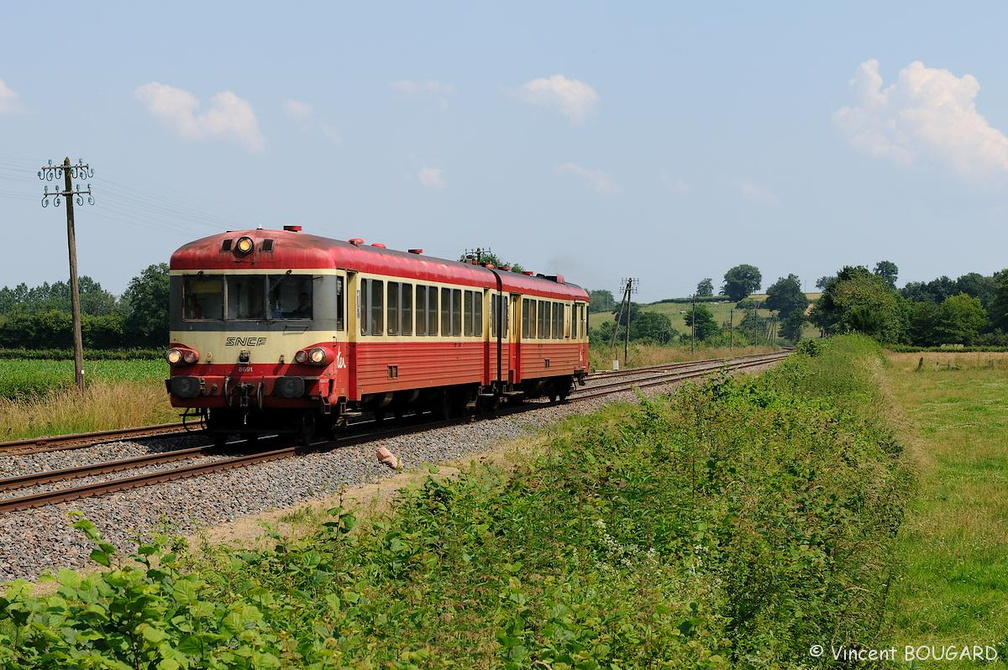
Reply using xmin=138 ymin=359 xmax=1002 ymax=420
xmin=165 ymin=228 xmax=350 ymax=443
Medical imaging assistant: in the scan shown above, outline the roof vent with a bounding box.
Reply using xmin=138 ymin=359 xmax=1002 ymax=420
xmin=408 ymin=248 xmax=423 ymax=254
xmin=371 ymin=243 xmax=387 ymax=249
xmin=283 ymin=225 xmax=302 ymax=232
xmin=348 ymin=238 xmax=364 ymax=246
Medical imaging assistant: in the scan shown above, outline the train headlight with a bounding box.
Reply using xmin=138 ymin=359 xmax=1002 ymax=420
xmin=235 ymin=236 xmax=254 ymax=256
xmin=166 ymin=347 xmax=199 ymax=367
xmin=308 ymin=347 xmax=327 ymax=365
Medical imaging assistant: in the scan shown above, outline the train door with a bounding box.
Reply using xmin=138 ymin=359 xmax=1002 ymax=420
xmin=509 ymin=293 xmax=521 ymax=383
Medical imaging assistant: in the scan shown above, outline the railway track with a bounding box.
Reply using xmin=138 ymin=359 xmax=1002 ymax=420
xmin=0 ymin=422 xmax=195 ymax=456
xmin=0 ymin=351 xmax=789 ymax=514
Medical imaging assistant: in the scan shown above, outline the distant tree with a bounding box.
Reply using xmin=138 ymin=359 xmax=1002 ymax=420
xmin=613 ymin=302 xmax=641 ymax=329
xmin=901 ymin=276 xmax=957 ymax=304
xmin=589 ymin=289 xmax=616 ymax=313
xmin=764 ymin=274 xmax=809 ymax=320
xmin=815 ymin=275 xmax=837 ymax=291
xmin=809 ymin=266 xmax=905 ymax=343
xmin=123 ymin=263 xmax=170 ymax=347
xmin=720 ymin=264 xmax=762 ymax=302
xmin=631 ymin=311 xmax=676 ymax=344
xmin=458 ymin=250 xmax=524 ymax=273
xmin=696 ymin=278 xmax=714 ymax=297
xmin=934 ymin=294 xmax=986 ymax=345
xmin=989 ymin=269 xmax=1008 ymax=332
xmin=955 ymin=272 xmax=996 ymax=308
xmin=779 ymin=310 xmax=806 ymax=343
xmin=684 ymin=303 xmax=718 ymax=341
xmin=873 ymin=260 xmax=899 ymax=290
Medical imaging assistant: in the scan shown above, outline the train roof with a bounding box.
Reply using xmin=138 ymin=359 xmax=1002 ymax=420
xmin=169 ymin=228 xmax=588 ymax=301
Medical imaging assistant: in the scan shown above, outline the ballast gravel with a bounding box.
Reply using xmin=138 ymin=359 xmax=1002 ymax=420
xmin=0 ymin=366 xmax=776 ymax=584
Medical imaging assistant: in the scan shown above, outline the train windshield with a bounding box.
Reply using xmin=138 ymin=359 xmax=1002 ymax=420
xmin=182 ymin=274 xmax=318 ymax=321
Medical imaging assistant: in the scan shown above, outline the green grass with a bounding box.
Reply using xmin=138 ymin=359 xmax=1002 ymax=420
xmin=1 ymin=335 xmax=910 ymax=668
xmin=0 ymin=358 xmax=166 ymax=400
xmin=884 ymin=352 xmax=1008 ymax=664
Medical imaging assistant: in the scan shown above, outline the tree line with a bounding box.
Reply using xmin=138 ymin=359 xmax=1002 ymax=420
xmin=0 ymin=264 xmax=169 ymax=350
xmin=590 ymin=261 xmax=1008 ymax=349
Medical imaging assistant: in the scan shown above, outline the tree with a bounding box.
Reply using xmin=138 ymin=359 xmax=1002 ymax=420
xmin=779 ymin=310 xmax=806 ymax=343
xmin=589 ymin=289 xmax=616 ymax=313
xmin=873 ymin=260 xmax=899 ymax=290
xmin=696 ymin=278 xmax=714 ymax=297
xmin=684 ymin=303 xmax=718 ymax=341
xmin=815 ymin=275 xmax=837 ymax=291
xmin=123 ymin=263 xmax=170 ymax=347
xmin=988 ymin=269 xmax=1008 ymax=332
xmin=934 ymin=294 xmax=986 ymax=345
xmin=809 ymin=266 xmax=905 ymax=343
xmin=458 ymin=250 xmax=524 ymax=273
xmin=764 ymin=274 xmax=808 ymax=320
xmin=955 ymin=272 xmax=996 ymax=308
xmin=631 ymin=311 xmax=676 ymax=344
xmin=721 ymin=264 xmax=762 ymax=302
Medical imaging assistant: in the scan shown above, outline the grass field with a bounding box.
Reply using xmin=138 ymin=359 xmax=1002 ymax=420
xmin=884 ymin=352 xmax=1008 ymax=663
xmin=0 ymin=359 xmax=175 ymax=441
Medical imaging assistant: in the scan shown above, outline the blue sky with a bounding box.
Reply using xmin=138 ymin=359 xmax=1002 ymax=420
xmin=2 ymin=1 xmax=1008 ymax=302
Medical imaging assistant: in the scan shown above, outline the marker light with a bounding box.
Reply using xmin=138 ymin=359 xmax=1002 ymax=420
xmin=294 ymin=350 xmax=308 ymax=364
xmin=166 ymin=347 xmax=199 ymax=367
xmin=235 ymin=236 xmax=254 ymax=256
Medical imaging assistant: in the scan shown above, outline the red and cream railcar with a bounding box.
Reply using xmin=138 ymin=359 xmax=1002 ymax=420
xmin=165 ymin=226 xmax=589 ymax=442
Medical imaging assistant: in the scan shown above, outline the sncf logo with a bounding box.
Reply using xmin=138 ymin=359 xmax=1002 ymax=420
xmin=225 ymin=336 xmax=267 ymax=346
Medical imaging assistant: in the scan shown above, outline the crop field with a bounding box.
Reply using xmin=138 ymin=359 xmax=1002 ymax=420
xmin=0 ymin=358 xmax=166 ymax=400
xmin=0 ymin=358 xmax=174 ymax=440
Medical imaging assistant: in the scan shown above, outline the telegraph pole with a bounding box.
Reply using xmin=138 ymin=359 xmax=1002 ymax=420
xmin=617 ymin=277 xmax=637 ymax=367
xmin=691 ymin=294 xmax=696 ymax=354
xmin=39 ymin=158 xmax=94 ymax=392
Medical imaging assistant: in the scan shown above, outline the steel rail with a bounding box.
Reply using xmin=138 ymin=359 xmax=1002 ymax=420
xmin=0 ymin=351 xmax=790 ymax=514
xmin=0 ymin=423 xmax=193 ymax=456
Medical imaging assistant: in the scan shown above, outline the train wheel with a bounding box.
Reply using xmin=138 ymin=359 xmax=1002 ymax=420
xmin=437 ymin=392 xmax=453 ymax=420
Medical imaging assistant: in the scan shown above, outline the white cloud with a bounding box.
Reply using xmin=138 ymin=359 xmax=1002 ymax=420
xmin=740 ymin=182 xmax=778 ymax=205
xmin=418 ymin=166 xmax=445 ymax=189
xmin=661 ymin=172 xmax=692 ymax=194
xmin=835 ymin=59 xmax=1008 ymax=176
xmin=0 ymin=79 xmax=23 ymax=114
xmin=556 ymin=163 xmax=621 ymax=195
xmin=515 ymin=75 xmax=599 ymax=125
xmin=134 ymin=82 xmax=265 ymax=152
xmin=283 ymin=99 xmax=315 ymax=121
xmin=391 ymin=80 xmax=455 ymax=110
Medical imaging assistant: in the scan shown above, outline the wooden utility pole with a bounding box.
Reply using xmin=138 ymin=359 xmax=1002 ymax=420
xmin=40 ymin=157 xmax=94 ymax=392
xmin=690 ymin=294 xmax=696 ymax=354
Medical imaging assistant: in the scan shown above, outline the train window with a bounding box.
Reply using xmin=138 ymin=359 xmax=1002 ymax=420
xmin=397 ymin=282 xmax=411 ymax=335
xmin=182 ymin=275 xmax=223 ymax=320
xmin=386 ymin=282 xmax=413 ymax=336
xmin=426 ymin=286 xmax=439 ymax=336
xmin=441 ymin=288 xmax=450 ymax=336
xmin=464 ymin=290 xmax=483 ymax=337
xmin=570 ymin=302 xmax=577 ymax=339
xmin=268 ymin=274 xmax=313 ymax=319
xmin=226 ymin=276 xmax=266 ymax=320
xmin=416 ymin=286 xmax=427 ymax=336
xmin=335 ymin=276 xmax=345 ymax=331
xmin=537 ymin=300 xmax=549 ymax=339
xmin=522 ymin=298 xmax=533 ymax=339
xmin=452 ymin=289 xmax=462 ymax=336
xmin=553 ymin=303 xmax=563 ymax=339
xmin=359 ymin=278 xmax=384 ymax=336
xmin=387 ymin=282 xmax=400 ymax=335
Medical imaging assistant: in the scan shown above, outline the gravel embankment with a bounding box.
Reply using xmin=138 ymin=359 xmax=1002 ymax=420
xmin=0 ymin=362 xmax=779 ymax=584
